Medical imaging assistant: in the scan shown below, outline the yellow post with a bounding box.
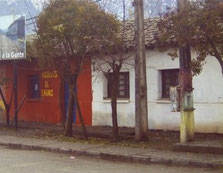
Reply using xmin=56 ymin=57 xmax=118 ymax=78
xmin=180 ymin=111 xmax=194 ymax=143
xmin=180 ymin=111 xmax=187 ymax=143
xmin=188 ymin=111 xmax=195 ymax=141
xmin=177 ymin=0 xmax=195 ymax=143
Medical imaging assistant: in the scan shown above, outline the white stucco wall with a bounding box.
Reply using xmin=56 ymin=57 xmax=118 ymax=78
xmin=92 ymin=50 xmax=223 ymax=134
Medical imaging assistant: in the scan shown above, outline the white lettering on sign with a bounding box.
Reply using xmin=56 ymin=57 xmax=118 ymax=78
xmin=0 ymin=52 xmax=25 ymax=60
xmin=11 ymin=52 xmax=25 ymax=58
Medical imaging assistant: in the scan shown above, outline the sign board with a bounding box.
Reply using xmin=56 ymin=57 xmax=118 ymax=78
xmin=182 ymin=90 xmax=194 ymax=111
xmin=170 ymin=86 xmax=180 ymax=112
xmin=0 ymin=15 xmax=26 ymax=60
xmin=41 ymin=71 xmax=57 ymax=97
xmin=42 ymin=71 xmax=58 ymax=79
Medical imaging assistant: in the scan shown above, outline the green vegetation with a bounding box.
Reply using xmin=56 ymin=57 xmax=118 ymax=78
xmin=32 ymin=0 xmax=120 ymax=137
xmin=158 ymin=0 xmax=223 ymax=75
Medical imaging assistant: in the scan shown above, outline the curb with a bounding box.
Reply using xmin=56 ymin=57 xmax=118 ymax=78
xmin=0 ymin=142 xmax=223 ymax=168
xmin=174 ymin=143 xmax=223 ymax=154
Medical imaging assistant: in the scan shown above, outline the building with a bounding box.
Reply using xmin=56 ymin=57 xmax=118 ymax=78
xmin=0 ymin=59 xmax=92 ymax=125
xmin=92 ymin=19 xmax=223 ymax=134
xmin=1 ymin=18 xmax=223 ymax=135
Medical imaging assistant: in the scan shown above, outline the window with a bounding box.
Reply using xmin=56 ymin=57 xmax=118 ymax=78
xmin=107 ymin=72 xmax=129 ymax=99
xmin=28 ymin=75 xmax=40 ymax=99
xmin=161 ymin=69 xmax=179 ymax=98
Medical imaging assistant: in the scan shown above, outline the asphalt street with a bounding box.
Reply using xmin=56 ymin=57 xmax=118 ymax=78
xmin=0 ymin=146 xmax=221 ymax=173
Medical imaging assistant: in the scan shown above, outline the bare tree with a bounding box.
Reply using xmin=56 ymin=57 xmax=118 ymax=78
xmin=93 ymin=0 xmax=135 ymax=141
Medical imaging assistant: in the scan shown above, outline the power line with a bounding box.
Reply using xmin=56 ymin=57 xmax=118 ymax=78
xmin=23 ymin=0 xmax=38 ymax=34
xmin=149 ymin=0 xmax=161 ymax=17
xmin=26 ymin=16 xmax=37 ymax=21
xmin=26 ymin=24 xmax=35 ymax=34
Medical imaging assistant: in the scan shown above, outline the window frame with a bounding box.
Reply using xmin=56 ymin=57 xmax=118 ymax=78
xmin=28 ymin=74 xmax=40 ymax=99
xmin=107 ymin=72 xmax=130 ymax=99
xmin=161 ymin=69 xmax=179 ymax=99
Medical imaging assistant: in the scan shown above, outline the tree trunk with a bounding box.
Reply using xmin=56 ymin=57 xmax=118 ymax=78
xmin=64 ymin=83 xmax=75 ymax=137
xmin=59 ymin=80 xmax=65 ymax=130
xmin=110 ymin=73 xmax=119 ymax=141
xmin=74 ymin=91 xmax=88 ymax=140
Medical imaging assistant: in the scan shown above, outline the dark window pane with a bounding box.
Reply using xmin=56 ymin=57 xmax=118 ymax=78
xmin=162 ymin=69 xmax=179 ymax=98
xmin=107 ymin=72 xmax=129 ymax=99
xmin=28 ymin=75 xmax=40 ymax=99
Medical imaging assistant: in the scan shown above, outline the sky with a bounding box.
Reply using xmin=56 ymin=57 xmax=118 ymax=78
xmin=0 ymin=15 xmax=21 ymax=31
xmin=8 ymin=0 xmax=45 ymax=9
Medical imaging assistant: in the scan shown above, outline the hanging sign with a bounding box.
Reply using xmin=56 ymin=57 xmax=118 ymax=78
xmin=0 ymin=15 xmax=26 ymax=60
xmin=170 ymin=86 xmax=180 ymax=112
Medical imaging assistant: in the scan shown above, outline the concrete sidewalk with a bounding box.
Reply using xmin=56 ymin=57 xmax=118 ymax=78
xmin=0 ymin=135 xmax=223 ymax=168
xmin=174 ymin=140 xmax=223 ymax=154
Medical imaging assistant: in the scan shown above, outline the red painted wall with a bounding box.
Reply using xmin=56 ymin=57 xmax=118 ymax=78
xmin=5 ymin=61 xmax=61 ymax=123
xmin=77 ymin=60 xmax=92 ymax=125
xmin=4 ymin=60 xmax=92 ymax=125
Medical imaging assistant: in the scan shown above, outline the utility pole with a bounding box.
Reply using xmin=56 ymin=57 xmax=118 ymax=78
xmin=177 ymin=0 xmax=195 ymax=143
xmin=133 ymin=0 xmax=148 ymax=141
xmin=13 ymin=61 xmax=18 ymax=130
xmin=11 ymin=8 xmax=18 ymax=130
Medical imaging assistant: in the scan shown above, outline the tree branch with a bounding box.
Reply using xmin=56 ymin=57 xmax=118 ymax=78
xmin=205 ymin=33 xmax=223 ymax=73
